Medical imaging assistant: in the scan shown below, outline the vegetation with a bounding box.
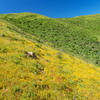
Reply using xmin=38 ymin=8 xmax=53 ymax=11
xmin=0 ymin=13 xmax=100 ymax=66
xmin=0 ymin=13 xmax=100 ymax=99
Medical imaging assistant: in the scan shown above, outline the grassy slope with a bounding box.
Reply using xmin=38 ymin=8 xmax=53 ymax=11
xmin=0 ymin=13 xmax=100 ymax=66
xmin=0 ymin=16 xmax=100 ymax=100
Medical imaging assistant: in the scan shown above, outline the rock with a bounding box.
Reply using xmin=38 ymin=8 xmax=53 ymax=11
xmin=25 ymin=51 xmax=38 ymax=59
xmin=0 ymin=34 xmax=5 ymax=37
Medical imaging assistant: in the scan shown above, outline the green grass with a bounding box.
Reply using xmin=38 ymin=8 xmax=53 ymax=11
xmin=0 ymin=13 xmax=100 ymax=66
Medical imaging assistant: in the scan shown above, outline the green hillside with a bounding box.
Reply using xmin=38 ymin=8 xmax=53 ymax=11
xmin=0 ymin=13 xmax=100 ymax=100
xmin=0 ymin=13 xmax=100 ymax=66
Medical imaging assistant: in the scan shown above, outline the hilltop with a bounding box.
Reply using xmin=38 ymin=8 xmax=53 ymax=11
xmin=0 ymin=13 xmax=100 ymax=100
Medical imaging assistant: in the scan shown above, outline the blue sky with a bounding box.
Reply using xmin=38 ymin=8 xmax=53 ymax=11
xmin=0 ymin=0 xmax=100 ymax=18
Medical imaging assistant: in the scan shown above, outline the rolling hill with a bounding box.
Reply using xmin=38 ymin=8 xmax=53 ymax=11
xmin=0 ymin=13 xmax=100 ymax=66
xmin=0 ymin=13 xmax=100 ymax=100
